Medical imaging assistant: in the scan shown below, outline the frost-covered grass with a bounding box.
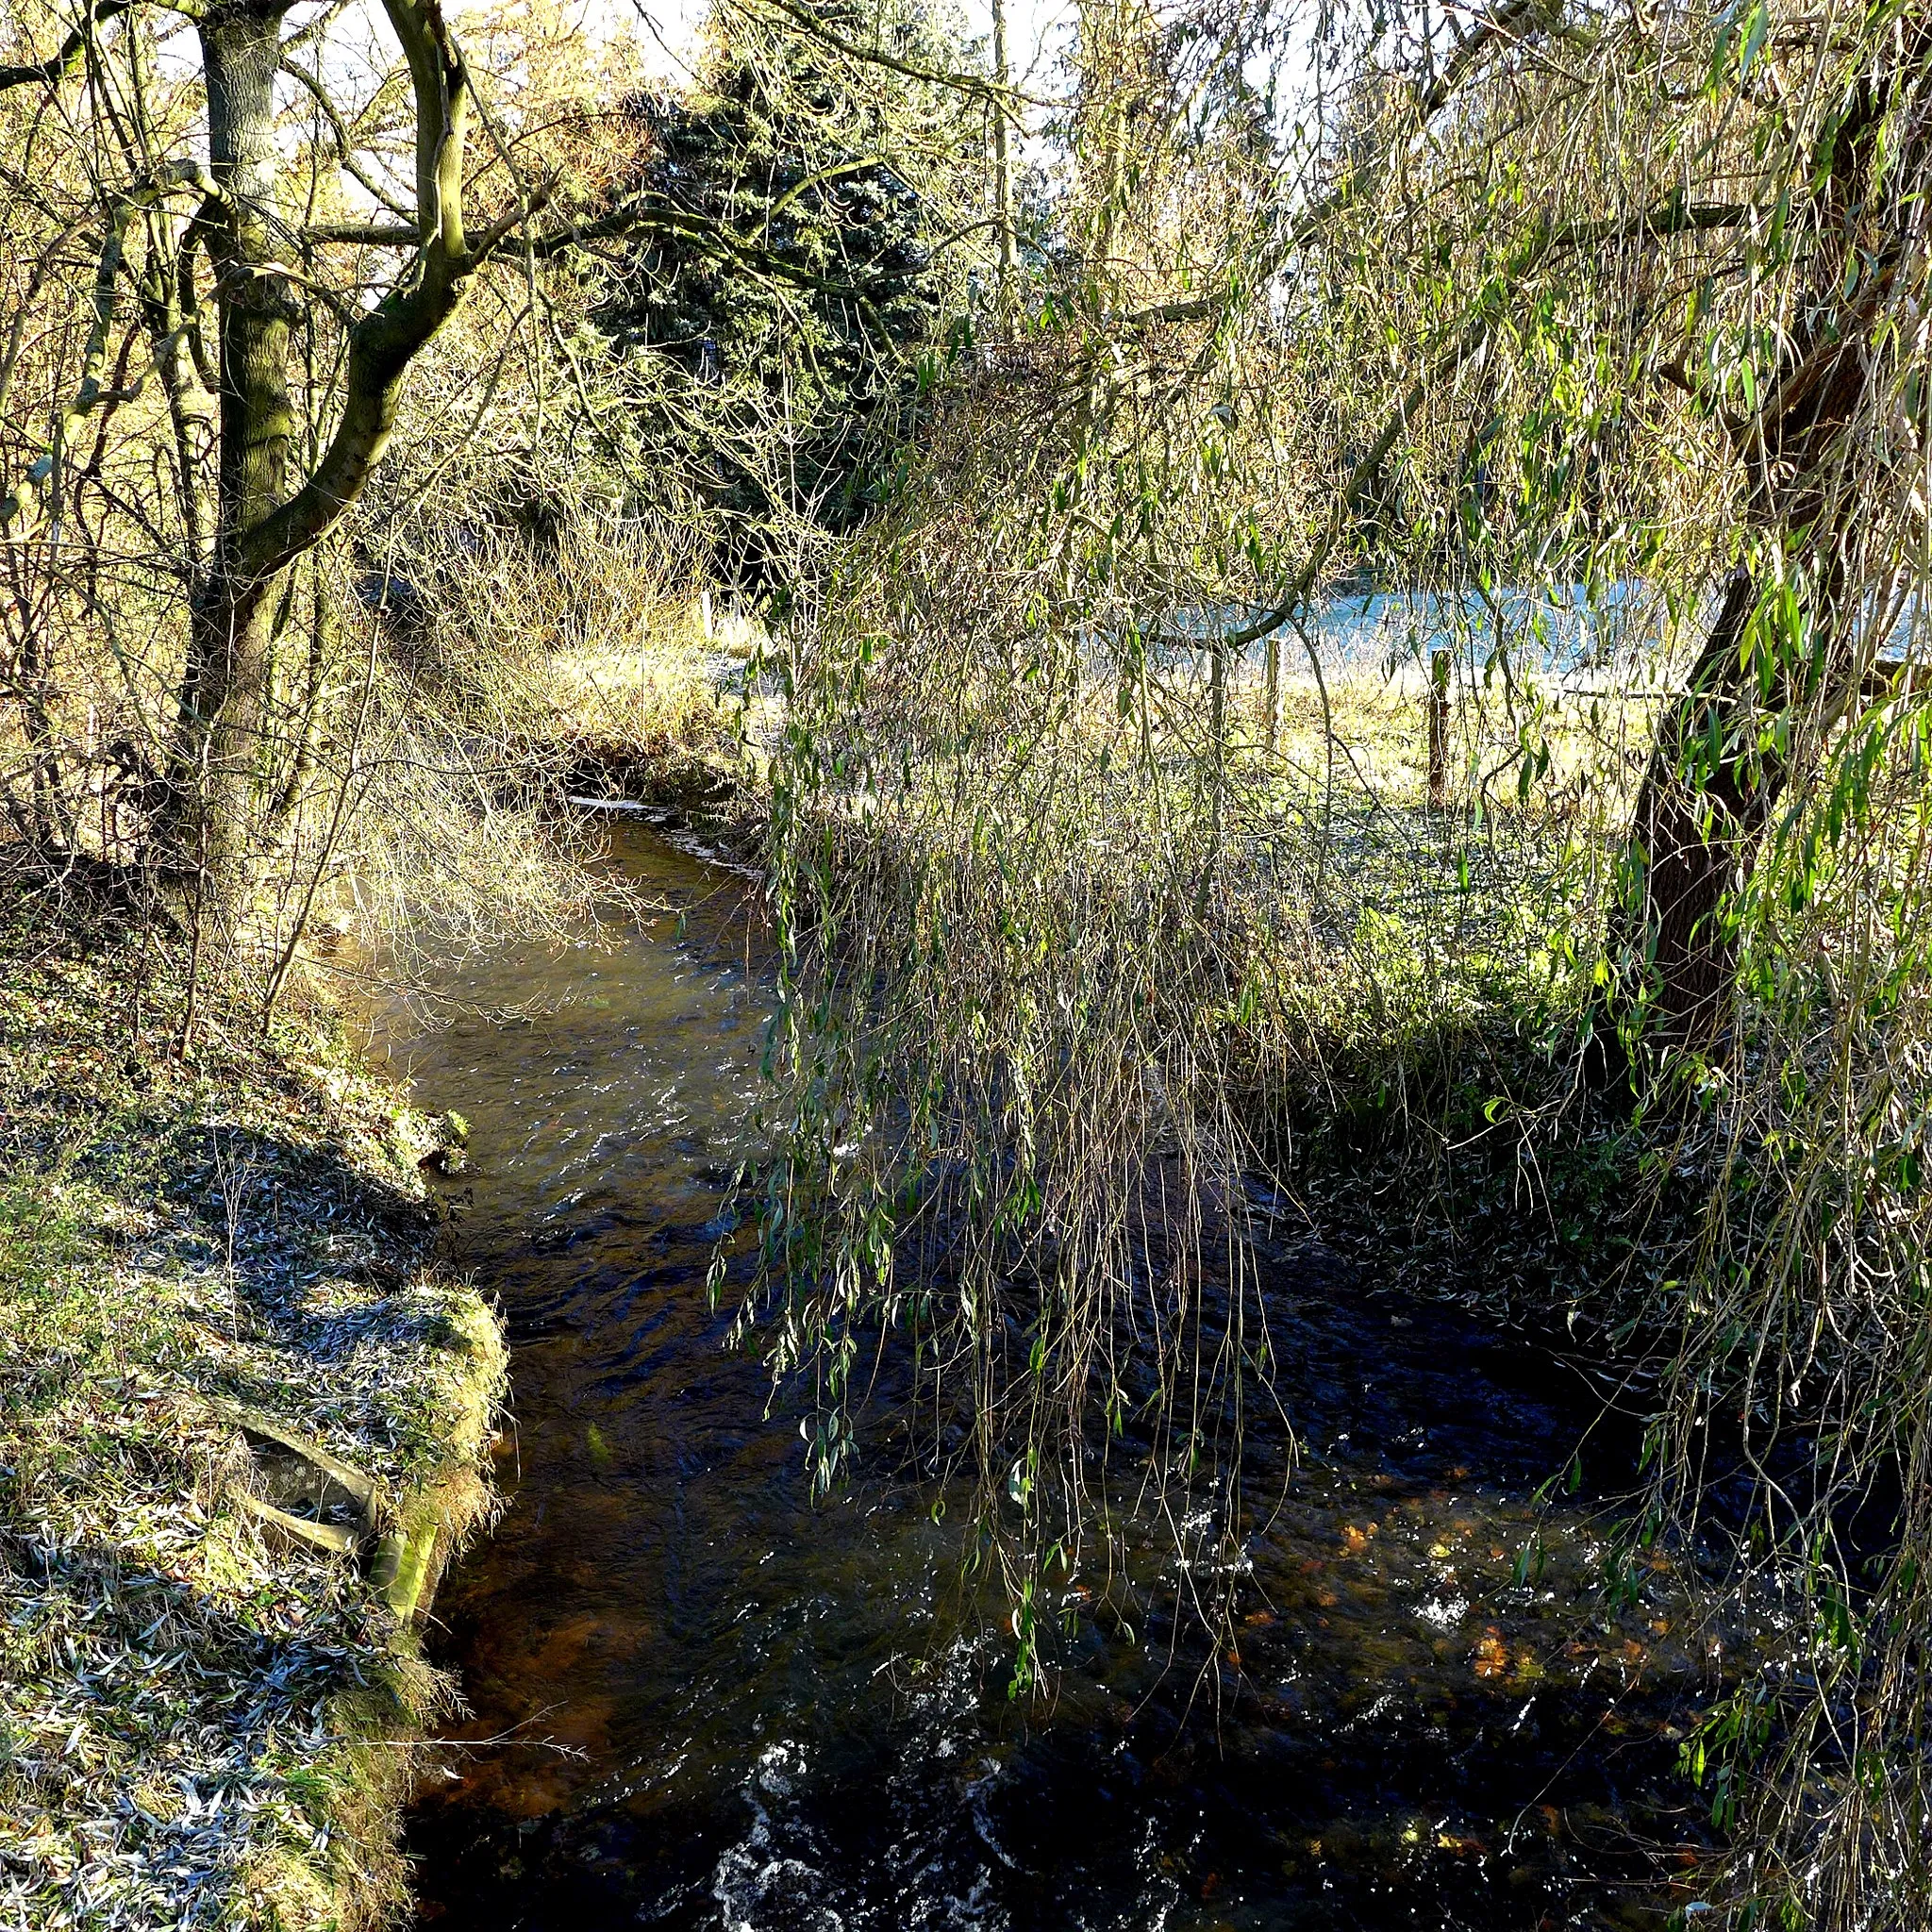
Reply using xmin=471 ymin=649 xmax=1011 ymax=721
xmin=0 ymin=881 xmax=503 ymax=1930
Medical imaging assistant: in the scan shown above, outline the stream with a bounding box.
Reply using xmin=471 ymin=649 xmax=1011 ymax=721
xmin=378 ymin=822 xmax=1754 ymax=1931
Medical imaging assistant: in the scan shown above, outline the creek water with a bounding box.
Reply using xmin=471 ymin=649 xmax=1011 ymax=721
xmin=383 ymin=822 xmax=1747 ymax=1931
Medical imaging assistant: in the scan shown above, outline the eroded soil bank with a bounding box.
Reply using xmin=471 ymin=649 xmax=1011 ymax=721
xmin=395 ymin=823 xmax=1767 ymax=1932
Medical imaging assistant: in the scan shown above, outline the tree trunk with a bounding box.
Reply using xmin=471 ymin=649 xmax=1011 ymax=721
xmin=158 ymin=0 xmax=482 ymax=930
xmin=170 ymin=0 xmax=295 ymax=923
xmin=1612 ymin=572 xmax=1771 ymax=1048
xmin=178 ymin=582 xmax=281 ymax=913
xmin=1613 ymin=31 xmax=1928 ymax=1052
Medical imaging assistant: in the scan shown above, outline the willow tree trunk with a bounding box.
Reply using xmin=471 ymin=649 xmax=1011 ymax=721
xmin=1614 ymin=573 xmax=1768 ymax=1044
xmin=1612 ymin=35 xmax=1928 ymax=1053
xmin=172 ymin=0 xmax=296 ymax=924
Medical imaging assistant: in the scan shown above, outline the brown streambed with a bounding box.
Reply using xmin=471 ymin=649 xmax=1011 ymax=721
xmin=376 ymin=819 xmax=1766 ymax=1931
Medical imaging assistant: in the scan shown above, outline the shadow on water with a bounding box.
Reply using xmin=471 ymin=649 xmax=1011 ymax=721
xmin=386 ymin=823 xmax=1761 ymax=1931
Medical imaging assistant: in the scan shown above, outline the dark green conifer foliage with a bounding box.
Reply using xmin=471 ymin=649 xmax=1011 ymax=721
xmin=592 ymin=3 xmax=979 ymax=576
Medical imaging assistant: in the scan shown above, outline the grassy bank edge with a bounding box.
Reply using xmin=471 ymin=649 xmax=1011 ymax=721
xmin=0 ymin=887 xmax=507 ymax=1931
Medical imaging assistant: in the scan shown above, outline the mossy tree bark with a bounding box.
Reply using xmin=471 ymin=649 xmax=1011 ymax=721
xmin=174 ymin=0 xmax=295 ymax=919
xmin=162 ymin=0 xmax=491 ymax=929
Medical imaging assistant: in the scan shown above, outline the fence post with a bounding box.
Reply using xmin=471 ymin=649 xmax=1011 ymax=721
xmin=1427 ymin=647 xmax=1451 ymax=810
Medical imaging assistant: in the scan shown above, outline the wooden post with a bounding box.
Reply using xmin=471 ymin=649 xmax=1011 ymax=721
xmin=1427 ymin=647 xmax=1451 ymax=810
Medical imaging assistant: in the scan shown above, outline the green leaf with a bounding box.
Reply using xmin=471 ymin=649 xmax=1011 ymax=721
xmin=1739 ymin=0 xmax=1772 ymax=75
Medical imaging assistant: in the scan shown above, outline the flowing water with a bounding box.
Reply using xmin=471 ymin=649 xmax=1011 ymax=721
xmin=382 ymin=821 xmax=1757 ymax=1932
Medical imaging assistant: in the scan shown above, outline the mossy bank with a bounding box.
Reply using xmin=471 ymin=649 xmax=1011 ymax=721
xmin=0 ymin=879 xmax=506 ymax=1931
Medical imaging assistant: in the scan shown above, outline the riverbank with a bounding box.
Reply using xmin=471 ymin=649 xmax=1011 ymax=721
xmin=517 ymin=601 xmax=766 ymax=829
xmin=0 ymin=877 xmax=505 ymax=1931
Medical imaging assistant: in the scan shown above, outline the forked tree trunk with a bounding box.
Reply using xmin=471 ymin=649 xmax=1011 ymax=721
xmin=156 ymin=0 xmax=486 ymax=931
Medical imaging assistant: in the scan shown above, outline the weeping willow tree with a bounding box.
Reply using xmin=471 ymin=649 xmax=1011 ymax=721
xmin=726 ymin=0 xmax=1932 ymax=1922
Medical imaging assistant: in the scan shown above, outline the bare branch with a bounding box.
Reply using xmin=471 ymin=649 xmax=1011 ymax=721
xmin=302 ymin=220 xmax=422 ymax=246
xmin=280 ymin=55 xmax=417 ymax=220
xmin=0 ymin=0 xmax=205 ymax=92
xmin=2 ymin=163 xmax=221 ymax=535
xmin=720 ymin=0 xmax=1041 ymax=119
